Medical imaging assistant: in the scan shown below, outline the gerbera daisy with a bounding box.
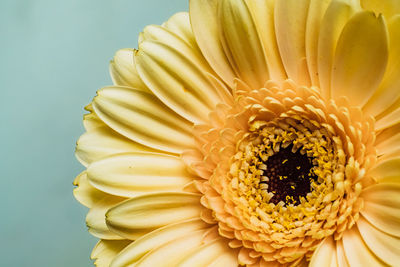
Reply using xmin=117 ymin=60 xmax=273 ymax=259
xmin=74 ymin=0 xmax=400 ymax=266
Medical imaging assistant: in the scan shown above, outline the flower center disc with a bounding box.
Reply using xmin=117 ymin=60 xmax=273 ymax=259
xmin=260 ymin=145 xmax=317 ymax=205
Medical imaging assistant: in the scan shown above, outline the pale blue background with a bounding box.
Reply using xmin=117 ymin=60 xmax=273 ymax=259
xmin=1 ymin=0 xmax=188 ymax=266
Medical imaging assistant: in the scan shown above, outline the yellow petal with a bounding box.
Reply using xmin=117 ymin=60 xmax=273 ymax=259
xmin=363 ymin=16 xmax=400 ymax=117
xmin=76 ymin=125 xmax=157 ymax=167
xmin=177 ymin=239 xmax=234 ymax=267
xmin=86 ymin=195 xmax=126 ymax=240
xmin=318 ymin=0 xmax=360 ymax=99
xmin=331 ymin=11 xmax=389 ymax=107
xmin=361 ymin=183 xmax=400 ymax=237
xmin=87 ymin=152 xmax=195 ymax=198
xmin=305 ymin=0 xmax=332 ymax=86
xmin=342 ymin=226 xmax=386 ymax=266
xmin=106 ymin=192 xmax=202 ymax=240
xmin=357 ymin=216 xmax=400 ymax=266
xmin=132 ymin=230 xmax=208 ymax=267
xmin=189 ymin=0 xmax=236 ymax=87
xmin=370 ymin=157 xmax=400 ymax=183
xmin=275 ymin=0 xmax=311 ymax=86
xmin=92 ymin=86 xmax=194 ymax=154
xmin=219 ymin=0 xmax=269 ymax=89
xmin=109 ymin=49 xmax=150 ymax=92
xmin=110 ymin=219 xmax=209 ymax=267
xmin=136 ymin=26 xmax=223 ymax=124
xmin=245 ymin=0 xmax=287 ymax=81
xmin=73 ymin=171 xmax=108 ymax=208
xmin=309 ymin=236 xmax=338 ymax=267
xmin=162 ymin=12 xmax=197 ymax=48
xmin=91 ymin=240 xmax=131 ymax=267
xmin=361 ymin=0 xmax=400 ymax=19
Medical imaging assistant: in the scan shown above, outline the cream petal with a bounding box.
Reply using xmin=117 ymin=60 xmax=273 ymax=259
xmin=76 ymin=125 xmax=157 ymax=167
xmin=92 ymin=86 xmax=194 ymax=154
xmin=106 ymin=192 xmax=202 ymax=240
xmin=110 ymin=219 xmax=209 ymax=267
xmin=162 ymin=12 xmax=197 ymax=48
xmin=376 ymin=131 xmax=400 ymax=158
xmin=336 ymin=239 xmax=350 ymax=267
xmin=207 ymin=252 xmax=239 ymax=267
xmin=219 ymin=0 xmax=269 ymax=89
xmin=342 ymin=226 xmax=386 ymax=266
xmin=318 ymin=0 xmax=360 ymax=99
xmin=275 ymin=0 xmax=311 ymax=86
xmin=73 ymin=171 xmax=108 ymax=208
xmin=357 ymin=216 xmax=400 ymax=266
xmin=309 ymin=236 xmax=337 ymax=267
xmin=87 ymin=152 xmax=195 ymax=198
xmin=177 ymin=239 xmax=235 ymax=267
xmin=363 ymin=16 xmax=400 ymax=117
xmin=375 ymin=107 xmax=400 ymax=131
xmin=370 ymin=157 xmax=400 ymax=183
xmin=331 ymin=11 xmax=389 ymax=107
xmin=86 ymin=195 xmax=126 ymax=240
xmin=245 ymin=0 xmax=286 ymax=81
xmin=135 ymin=26 xmax=223 ymax=124
xmin=305 ymin=0 xmax=332 ymax=86
xmin=361 ymin=0 xmax=400 ymax=19
xmin=132 ymin=230 xmax=208 ymax=267
xmin=82 ymin=110 xmax=104 ymax=131
xmin=189 ymin=0 xmax=236 ymax=87
xmin=375 ymin=124 xmax=400 ymax=160
xmin=91 ymin=240 xmax=131 ymax=267
xmin=109 ymin=49 xmax=150 ymax=92
xmin=361 ymin=183 xmax=400 ymax=237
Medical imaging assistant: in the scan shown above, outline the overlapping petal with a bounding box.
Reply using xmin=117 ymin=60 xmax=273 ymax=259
xmin=109 ymin=49 xmax=150 ymax=92
xmin=245 ymin=0 xmax=286 ymax=81
xmin=86 ymin=195 xmax=126 ymax=240
xmin=275 ymin=0 xmax=311 ymax=85
xmin=357 ymin=216 xmax=400 ymax=266
xmin=76 ymin=125 xmax=157 ymax=167
xmin=361 ymin=0 xmax=400 ymax=19
xmin=219 ymin=0 xmax=269 ymax=89
xmin=135 ymin=25 xmax=225 ymax=124
xmin=305 ymin=0 xmax=332 ymax=86
xmin=189 ymin=0 xmax=237 ymax=87
xmin=92 ymin=86 xmax=194 ymax=153
xmin=91 ymin=240 xmax=132 ymax=267
xmin=110 ymin=219 xmax=209 ymax=266
xmin=364 ymin=16 xmax=400 ymax=117
xmin=73 ymin=171 xmax=108 ymax=208
xmin=121 ymin=230 xmax=211 ymax=267
xmin=105 ymin=192 xmax=203 ymax=240
xmin=317 ymin=0 xmax=359 ymax=99
xmin=361 ymin=183 xmax=400 ymax=237
xmin=341 ymin=226 xmax=385 ymax=266
xmin=330 ymin=11 xmax=388 ymax=107
xmin=87 ymin=152 xmax=195 ymax=198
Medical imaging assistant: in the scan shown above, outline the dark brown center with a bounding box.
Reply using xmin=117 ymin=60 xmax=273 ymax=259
xmin=260 ymin=145 xmax=317 ymax=205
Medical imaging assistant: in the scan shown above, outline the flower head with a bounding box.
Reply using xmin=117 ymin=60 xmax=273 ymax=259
xmin=74 ymin=0 xmax=400 ymax=266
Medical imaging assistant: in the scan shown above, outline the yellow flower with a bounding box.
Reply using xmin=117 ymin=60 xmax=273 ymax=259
xmin=74 ymin=0 xmax=400 ymax=266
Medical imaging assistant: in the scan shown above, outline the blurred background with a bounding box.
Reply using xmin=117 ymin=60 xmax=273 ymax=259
xmin=0 ymin=0 xmax=188 ymax=266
